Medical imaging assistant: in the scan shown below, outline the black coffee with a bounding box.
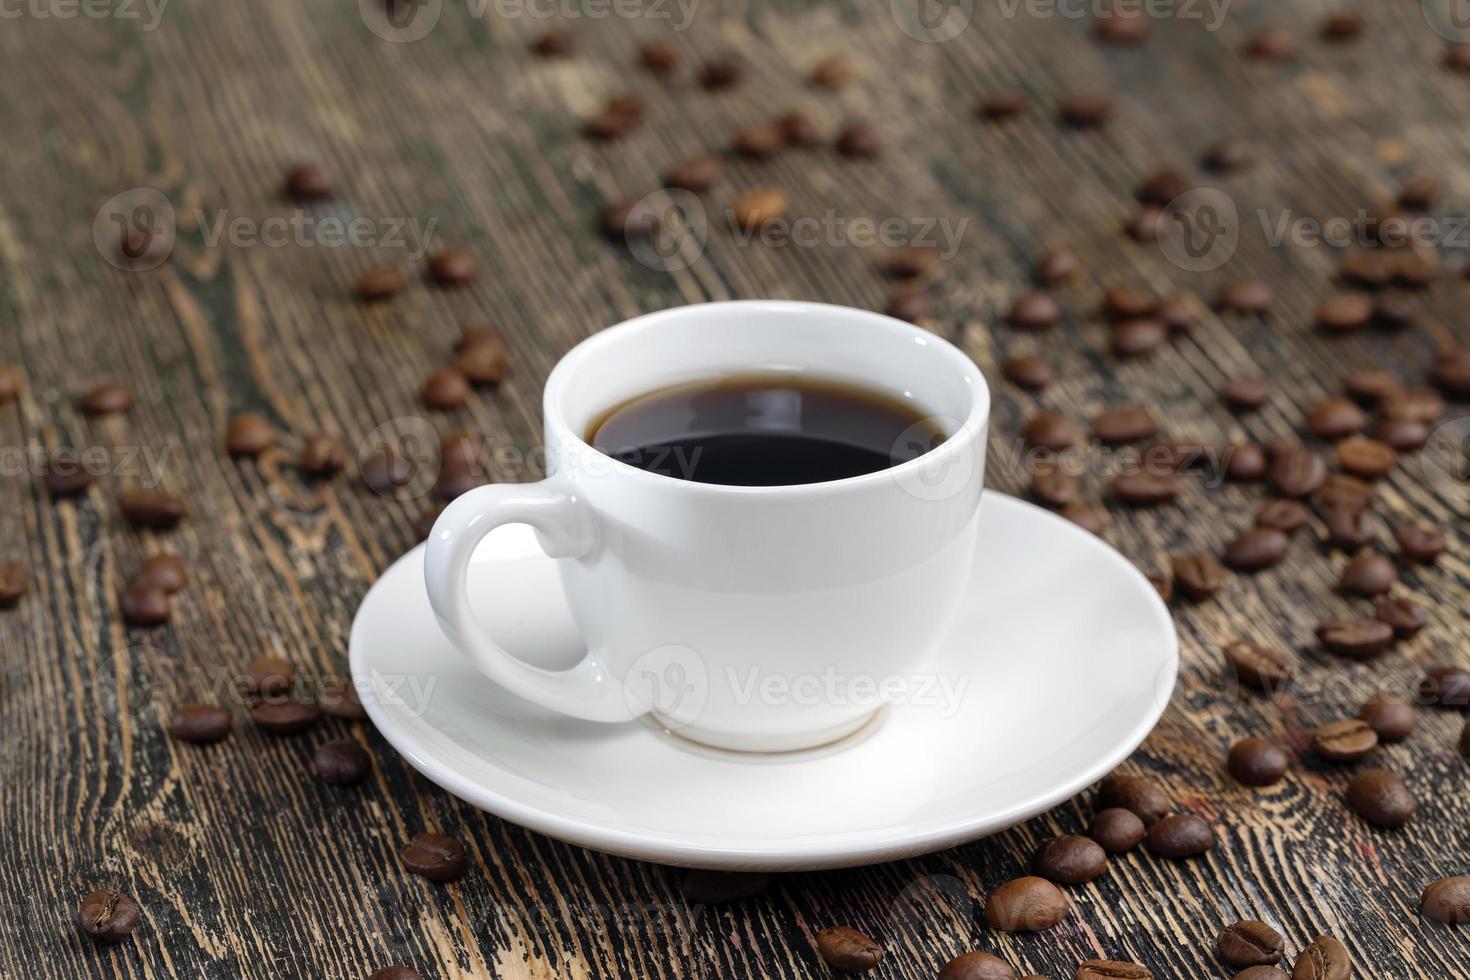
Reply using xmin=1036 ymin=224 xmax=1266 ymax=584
xmin=588 ymin=374 xmax=944 ymax=486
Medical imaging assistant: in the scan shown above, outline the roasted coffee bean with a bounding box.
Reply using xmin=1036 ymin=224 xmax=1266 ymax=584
xmin=1381 ymin=387 xmax=1445 ymax=423
xmin=529 ymin=29 xmax=572 ymax=56
xmin=806 ymin=54 xmax=854 ymax=88
xmin=600 ymin=199 xmax=659 ymax=241
xmin=1024 ymin=412 xmax=1077 ymax=451
xmin=1170 ymin=553 xmax=1226 ymax=601
xmin=80 ymin=382 xmax=133 ymax=415
xmin=1123 ymin=206 xmax=1165 ymax=244
xmin=1317 ymin=619 xmax=1394 ymax=659
xmin=884 ymin=291 xmax=931 ymax=324
xmin=1092 ymin=406 xmax=1156 ymax=444
xmin=1224 ymin=641 xmax=1294 ymax=692
xmin=245 ymin=656 xmax=294 ymax=696
xmin=226 ymin=414 xmax=276 ymax=457
xmin=937 ymin=951 xmax=1015 ymax=980
xmin=1305 ymin=398 xmax=1367 ymax=440
xmin=369 ymin=968 xmax=422 ymax=980
xmin=1342 ymin=369 xmax=1401 ymax=405
xmin=730 ymin=188 xmax=787 ymax=232
xmin=1202 ymin=137 xmax=1254 ymax=174
xmin=1347 ymin=768 xmax=1415 ymax=828
xmin=778 ymin=110 xmax=821 ymax=144
xmin=1341 ymin=250 xmax=1393 ymax=288
xmin=836 ymin=123 xmax=881 ymax=159
xmin=1035 ymin=248 xmax=1079 ymax=285
xmin=698 ymin=57 xmax=740 ymax=89
xmin=1096 ymin=8 xmax=1148 ymax=43
xmin=1245 ymin=27 xmax=1296 ymax=59
xmin=1357 ymin=692 xmax=1416 ymax=741
xmin=665 ymin=155 xmax=723 ymax=193
xmin=638 ymin=41 xmax=677 ymax=75
xmin=732 ymin=122 xmax=783 ymax=158
xmin=1313 ymin=719 xmax=1378 ymax=762
xmin=1112 ymin=472 xmax=1179 ymax=506
xmin=881 ymin=246 xmax=941 ymax=281
xmin=1221 ymin=377 xmax=1272 ymax=410
xmin=77 ymin=889 xmax=139 ymax=945
xmin=1112 ymin=318 xmax=1168 ymax=357
xmin=680 ymin=869 xmax=769 ymax=904
xmin=1397 ymin=174 xmax=1440 ymax=210
xmin=1255 ymin=499 xmax=1310 ymax=534
xmin=1006 ymin=291 xmax=1061 ymax=330
xmin=1430 ymin=346 xmax=1470 ymax=396
xmin=1058 ymin=94 xmax=1114 ymax=127
xmin=1088 ymin=808 xmax=1145 ymax=853
xmin=815 ymin=926 xmax=883 ymax=972
xmin=1031 ymin=466 xmax=1079 ymax=509
xmin=1422 ymin=877 xmax=1470 ymax=924
xmin=167 ymin=704 xmax=231 ymax=743
xmin=319 ymin=679 xmax=367 ymax=720
xmin=1217 ymin=280 xmax=1272 ymax=314
xmin=1315 ymin=294 xmax=1373 ymax=332
xmin=1323 ymin=13 xmax=1364 ymax=40
xmin=1371 ymin=598 xmax=1424 ymax=642
xmin=427 ymin=249 xmax=476 ymax=286
xmin=1319 ymin=472 xmax=1375 ymax=512
xmin=422 ymin=370 xmax=471 ymax=410
xmin=314 ymin=739 xmax=372 ymax=786
xmin=1270 ymin=447 xmax=1327 ymax=498
xmin=1224 ymin=527 xmax=1290 ymax=571
xmin=1145 ymin=813 xmax=1215 ymax=858
xmin=1373 ymin=295 xmax=1418 ymax=330
xmin=1098 ymin=773 xmax=1170 ymax=825
xmin=1323 ymin=504 xmax=1378 ymax=551
xmin=1218 ymin=920 xmax=1285 ymax=967
xmin=978 ymin=91 xmax=1025 ymax=120
xmin=43 ymin=455 xmax=93 ymax=496
xmin=249 ymin=697 xmax=321 ymax=735
xmin=283 ymin=163 xmax=332 ymax=201
xmin=1374 ymin=417 xmax=1429 ymax=451
xmin=0 ymin=363 xmax=19 ymax=403
xmin=1419 ymin=667 xmax=1470 ymax=708
xmin=1135 ymin=170 xmax=1190 ymax=207
xmin=1147 ymin=573 xmax=1172 ymax=603
xmin=1102 ymin=286 xmax=1154 ymax=320
xmin=455 ymin=340 xmax=509 ymax=385
xmin=118 ymin=490 xmax=187 ymax=529
xmin=133 ymin=554 xmax=186 ymax=593
xmin=984 ymin=876 xmax=1069 ymax=932
xmin=1227 ymin=738 xmax=1289 ymax=787
xmin=1448 ymin=41 xmax=1470 ymax=70
xmin=120 ymin=584 xmax=169 ymax=626
xmin=1339 ymin=552 xmax=1396 ymax=596
xmin=1334 ymin=436 xmax=1396 ymax=479
xmin=0 ymin=561 xmax=30 ymax=608
xmin=1077 ymin=962 xmax=1151 ymax=979
xmin=1396 ymin=525 xmax=1446 ymax=564
xmin=357 ymin=265 xmax=404 ymax=301
xmin=401 ymin=832 xmax=468 ymax=882
xmin=359 ymin=449 xmax=412 ymax=496
xmin=1293 ymin=935 xmax=1350 ymax=980
xmin=1224 ymin=443 xmax=1267 ymax=482
xmin=1061 ymin=502 xmax=1108 ymax=535
xmin=298 ymin=435 xmax=347 ymax=476
xmin=1001 ymin=355 xmax=1052 ymax=390
xmin=1394 ymin=250 xmax=1440 ymax=287
xmin=1032 ymin=835 xmax=1107 ymax=884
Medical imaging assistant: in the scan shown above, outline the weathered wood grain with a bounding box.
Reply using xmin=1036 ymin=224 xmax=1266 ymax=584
xmin=0 ymin=1 xmax=1466 ymax=977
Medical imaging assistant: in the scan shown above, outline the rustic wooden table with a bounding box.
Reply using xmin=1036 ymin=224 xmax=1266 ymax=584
xmin=1 ymin=1 xmax=1467 ymax=977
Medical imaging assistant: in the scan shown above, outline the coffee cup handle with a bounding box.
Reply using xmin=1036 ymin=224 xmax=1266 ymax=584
xmin=423 ymin=481 xmax=635 ymax=722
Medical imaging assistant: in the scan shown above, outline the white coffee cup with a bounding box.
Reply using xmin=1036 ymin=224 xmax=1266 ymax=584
xmin=424 ymin=300 xmax=989 ymax=752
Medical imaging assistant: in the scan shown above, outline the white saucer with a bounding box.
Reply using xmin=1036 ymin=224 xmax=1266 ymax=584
xmin=349 ymin=493 xmax=1177 ymax=871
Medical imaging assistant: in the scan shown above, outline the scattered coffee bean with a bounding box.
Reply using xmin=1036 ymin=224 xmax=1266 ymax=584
xmin=1061 ymin=502 xmax=1108 ymax=535
xmin=1317 ymin=619 xmax=1394 ymax=659
xmin=1430 ymin=346 xmax=1470 ymax=397
xmin=1112 ymin=318 xmax=1168 ymax=357
xmin=1077 ymin=961 xmax=1151 ymax=980
xmin=1147 ymin=573 xmax=1172 ymax=603
xmin=80 ymin=382 xmax=133 ymax=415
xmin=1323 ymin=504 xmax=1377 ymax=551
xmin=1058 ymin=94 xmax=1114 ymax=127
xmin=1322 ymin=12 xmax=1364 ymax=40
xmin=1135 ymin=170 xmax=1190 ymax=206
xmin=732 ymin=122 xmax=783 ymax=158
xmin=1033 ymin=835 xmax=1107 ymax=884
xmin=600 ymin=199 xmax=659 ymax=241
xmin=299 ymin=435 xmax=347 ymax=477
xmin=0 ymin=561 xmax=30 ymax=608
xmin=455 ymin=340 xmax=509 ymax=386
xmin=244 ymin=657 xmax=294 ymax=696
xmin=1421 ymin=877 xmax=1470 ymax=924
xmin=1357 ymin=692 xmax=1416 ymax=741
xmin=319 ymin=679 xmax=367 ymax=720
xmin=1006 ymin=292 xmax=1061 ymax=330
xmin=1393 ymin=249 xmax=1440 ymax=287
xmin=249 ymin=697 xmax=321 ymax=735
xmin=1217 ymin=280 xmax=1272 ymax=314
xmin=401 ymin=832 xmax=468 ymax=882
xmin=884 ymin=291 xmax=931 ymax=324
xmin=283 ymin=163 xmax=332 ymax=202
xmin=133 ymin=554 xmax=186 ymax=593
xmin=1145 ymin=813 xmax=1215 ymax=858
xmin=1088 ymin=808 xmax=1145 ymax=853
xmin=1373 ymin=295 xmax=1418 ymax=330
xmin=1334 ymin=436 xmax=1396 ymax=479
xmin=1372 ymin=598 xmax=1424 ymax=641
xmin=422 ymin=370 xmax=471 ymax=410
xmin=1341 ymin=250 xmax=1393 ymax=288
xmin=1092 ymin=406 xmax=1157 ymax=444
xmin=1224 ymin=641 xmax=1294 ymax=692
xmin=1098 ymin=773 xmax=1171 ymax=825
xmin=1448 ymin=41 xmax=1470 ymax=71
xmin=314 ymin=739 xmax=372 ymax=786
xmin=456 ymin=326 xmax=501 ymax=356
xmin=638 ymin=41 xmax=677 ymax=75
xmin=1381 ymin=387 xmax=1445 ymax=424
xmin=1217 ymin=920 xmax=1285 ymax=968
xmin=1315 ymin=295 xmax=1373 ymax=332
xmin=1396 ymin=525 xmax=1445 ymax=564
xmin=937 ymin=951 xmax=1015 ymax=980
xmin=1024 ymin=412 xmax=1078 ymax=452
xmin=120 ymin=583 xmax=169 ymax=626
xmin=1347 ymin=768 xmax=1415 ymax=828
xmin=118 ymin=490 xmax=187 ymax=530
xmin=357 ymin=265 xmax=405 ymax=301
xmin=810 ymin=55 xmax=853 ymax=88
xmin=984 ymin=876 xmax=1069 ymax=932
xmin=698 ymin=57 xmax=741 ymax=89
xmin=167 ymin=704 xmax=231 ymax=743
xmin=1031 ymin=465 xmax=1079 ymax=509
xmin=43 ymin=455 xmax=93 ymax=496
xmin=1035 ymin=248 xmax=1079 ymax=285
xmin=427 ymin=249 xmax=476 ymax=286
xmin=1255 ymin=499 xmax=1310 ymax=534
xmin=1339 ymin=552 xmax=1396 ymax=596
xmin=1102 ymin=286 xmax=1154 ymax=320
xmin=665 ymin=155 xmax=723 ymax=194
xmin=226 ymin=414 xmax=276 ymax=457
xmin=1292 ymin=935 xmax=1350 ymax=980
xmin=369 ymin=968 xmax=423 ymax=980
xmin=1245 ymin=28 xmax=1296 ymax=59
xmin=77 ymin=889 xmax=139 ymax=945
xmin=1112 ymin=472 xmax=1179 ymax=506
xmin=1397 ymin=174 xmax=1440 ymax=210
xmin=1224 ymin=527 xmax=1290 ymax=571
xmin=730 ymin=188 xmax=787 ymax=232
xmin=1226 ymin=443 xmax=1267 ymax=481
xmin=880 ymin=246 xmax=941 ymax=281
xmin=1306 ymin=398 xmax=1367 ymax=440
xmin=1419 ymin=667 xmax=1470 ymax=708
xmin=0 ymin=363 xmax=19 ymax=403
xmin=359 ymin=449 xmax=412 ymax=496
xmin=680 ymin=869 xmax=769 ymax=904
xmin=978 ymin=91 xmax=1025 ymax=120
xmin=529 ymin=29 xmax=572 ymax=56
xmin=1270 ymin=446 xmax=1327 ymax=498
xmin=1202 ymin=138 xmax=1255 ymax=174
xmin=774 ymin=111 xmax=821 ymax=146
xmin=814 ymin=927 xmax=885 ymax=974
xmin=1373 ymin=417 xmax=1429 ymax=451
xmin=1171 ymin=553 xmax=1226 ymax=601
xmin=1228 ymin=738 xmax=1289 ymax=787
xmin=1342 ymin=369 xmax=1401 ymax=405
xmin=1096 ymin=8 xmax=1148 ymax=43
xmin=1124 ymin=206 xmax=1165 ymax=243
xmin=1313 ymin=719 xmax=1378 ymax=762
xmin=1221 ymin=377 xmax=1272 ymax=410
xmin=1001 ymin=355 xmax=1052 ymax=390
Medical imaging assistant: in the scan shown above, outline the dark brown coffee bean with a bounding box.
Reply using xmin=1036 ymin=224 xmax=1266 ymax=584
xmin=1372 ymin=417 xmax=1428 ymax=451
xmin=1253 ymin=499 xmax=1309 ymax=535
xmin=884 ymin=290 xmax=931 ymax=324
xmin=1077 ymin=961 xmax=1151 ymax=980
xmin=1419 ymin=667 xmax=1470 ymax=708
xmin=1024 ymin=412 xmax=1077 ymax=451
xmin=1320 ymin=471 xmax=1378 ymax=512
xmin=765 ymin=113 xmax=816 ymax=148
xmin=1033 ymin=835 xmax=1107 ymax=884
xmin=1034 ymin=248 xmax=1079 ymax=285
xmin=1203 ymin=138 xmax=1255 ymax=174
xmin=1112 ymin=472 xmax=1179 ymax=506
xmin=454 ymin=341 xmax=509 ymax=386
xmin=698 ymin=56 xmax=740 ymax=89
xmin=1315 ymin=294 xmax=1373 ymax=332
xmin=77 ymin=889 xmax=139 ymax=945
xmin=422 ymin=370 xmax=471 ymax=410
xmin=1226 ymin=443 xmax=1268 ymax=481
xmin=1006 ymin=292 xmax=1061 ymax=330
xmin=283 ymin=163 xmax=332 ymax=202
xmin=118 ymin=490 xmax=187 ymax=530
xmin=1430 ymin=346 xmax=1470 ymax=397
xmin=167 ymin=704 xmax=231 ymax=743
xmin=133 ymin=554 xmax=186 ymax=593
xmin=1396 ymin=525 xmax=1446 ymax=564
xmin=808 ymin=55 xmax=853 ymax=88
xmin=1394 ymin=173 xmax=1439 ymax=211
xmin=427 ymin=249 xmax=476 ymax=286
xmin=1142 ymin=440 xmax=1211 ymax=473
xmin=1341 ymin=369 xmax=1401 ymax=405
xmin=730 ymin=188 xmax=787 ymax=232
xmin=1313 ymin=719 xmax=1378 ymax=762
xmin=1372 ymin=294 xmax=1417 ymax=330
xmin=1098 ymin=773 xmax=1171 ymax=825
xmin=1031 ymin=465 xmax=1079 ymax=509
xmin=1293 ymin=936 xmax=1350 ymax=980
xmin=120 ymin=583 xmax=169 ymax=626
xmin=1381 ymin=387 xmax=1445 ymax=424
xmin=249 ymin=697 xmax=321 ymax=735
xmin=401 ymin=832 xmax=468 ymax=882
xmin=1223 ymin=641 xmax=1293 ymax=692
xmin=244 ymin=657 xmax=294 ymax=696
xmin=1448 ymin=41 xmax=1470 ymax=71
xmin=938 ymin=951 xmax=1015 ymax=980
xmin=1357 ymin=692 xmax=1416 ymax=741
xmin=984 ymin=876 xmax=1069 ymax=932
xmin=1245 ymin=28 xmax=1296 ymax=59
xmin=1372 ymin=599 xmax=1424 ymax=641
xmin=1123 ymin=206 xmax=1165 ymax=244
xmin=1135 ymin=170 xmax=1189 ymax=207
xmin=680 ymin=869 xmax=769 ymax=904
xmin=1061 ymin=502 xmax=1108 ymax=535
xmin=1224 ymin=527 xmax=1290 ymax=571
xmin=1059 ymin=94 xmax=1114 ymax=127
xmin=359 ymin=449 xmax=413 ymax=496
xmin=80 ymin=382 xmax=133 ymax=415
xmin=1270 ymin=446 xmax=1326 ymax=498
xmin=299 ymin=435 xmax=347 ymax=477
xmin=1001 ymin=355 xmax=1052 ymax=391
xmin=1322 ymin=11 xmax=1364 ymax=39
xmin=1322 ymin=504 xmax=1378 ymax=551
xmin=1088 ymin=808 xmax=1145 ymax=853
xmin=1171 ymin=553 xmax=1226 ymax=601
xmin=1227 ymin=738 xmax=1289 ymax=787
xmin=1147 ymin=572 xmax=1172 ymax=604
xmin=1339 ymin=552 xmax=1396 ymax=596
xmin=815 ymin=926 xmax=883 ymax=972
xmin=1317 ymin=619 xmax=1394 ymax=659
xmin=42 ymin=453 xmax=93 ymax=496
xmin=1221 ymin=377 xmax=1272 ymax=410
xmin=314 ymin=739 xmax=372 ymax=786
xmin=1102 ymin=286 xmax=1154 ymax=320
xmin=599 ymin=199 xmax=660 ymax=242
xmin=0 ymin=363 xmax=19 ymax=403
xmin=357 ymin=265 xmax=405 ymax=301
xmin=1422 ymin=877 xmax=1470 ymax=924
xmin=319 ymin=679 xmax=368 ymax=720
xmin=836 ymin=123 xmax=880 ymax=159
xmin=878 ymin=246 xmax=940 ymax=281
xmin=978 ymin=91 xmax=1025 ymax=120
xmin=525 ymin=26 xmax=574 ymax=54
xmin=638 ymin=41 xmax=676 ymax=74
xmin=0 ymin=561 xmax=30 ymax=608
xmin=226 ymin=414 xmax=276 ymax=457
xmin=369 ymin=968 xmax=423 ymax=980
xmin=731 ymin=122 xmax=782 ymax=158
xmin=1341 ymin=250 xmax=1393 ymax=288
xmin=1095 ymin=8 xmax=1148 ymax=43
xmin=1217 ymin=280 xmax=1272 ymax=314
xmin=1305 ymin=398 xmax=1367 ymax=440
xmin=664 ymin=155 xmax=723 ymax=194
xmin=1218 ymin=920 xmax=1285 ymax=967
xmin=1334 ymin=436 xmax=1396 ymax=479
xmin=1347 ymin=768 xmax=1415 ymax=828
xmin=1111 ymin=318 xmax=1167 ymax=357
xmin=1146 ymin=813 xmax=1214 ymax=858
xmin=1092 ymin=406 xmax=1157 ymax=444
